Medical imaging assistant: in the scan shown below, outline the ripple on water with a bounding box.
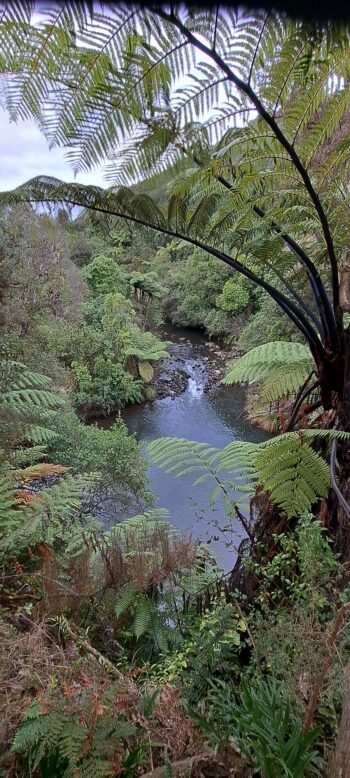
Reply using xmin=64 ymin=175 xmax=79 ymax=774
xmin=101 ymin=324 xmax=270 ymax=570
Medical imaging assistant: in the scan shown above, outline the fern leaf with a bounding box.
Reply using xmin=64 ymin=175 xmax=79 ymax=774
xmin=259 ymin=361 xmax=314 ymax=403
xmin=222 ymin=341 xmax=313 ymax=386
xmin=115 ymin=581 xmax=137 ymax=618
xmin=133 ymin=596 xmax=152 ymax=639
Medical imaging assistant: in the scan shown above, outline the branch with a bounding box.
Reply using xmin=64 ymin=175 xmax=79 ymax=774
xmin=152 ymin=7 xmax=341 ymax=328
xmin=58 ymin=617 xmax=124 ymax=678
xmin=266 ymin=262 xmax=323 ymax=336
xmin=6 ymin=176 xmax=324 ymax=359
xmin=181 ymin=144 xmax=336 ymax=347
xmin=212 ymin=4 xmax=219 ymax=51
xmin=286 ymin=376 xmax=319 ymax=431
xmin=248 ymin=10 xmax=271 ymax=85
xmin=330 ymin=440 xmax=350 ymax=521
xmin=303 ymin=601 xmax=350 ymax=734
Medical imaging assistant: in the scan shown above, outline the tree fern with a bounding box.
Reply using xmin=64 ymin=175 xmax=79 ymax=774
xmin=0 ymin=465 xmax=25 ymax=533
xmin=254 ymin=435 xmax=330 ymax=518
xmin=258 ymin=362 xmax=314 ymax=404
xmin=124 ymin=326 xmax=170 ymax=362
xmin=12 ymin=688 xmax=136 ymax=778
xmin=222 ymin=341 xmax=316 ymax=417
xmin=148 ymin=430 xmax=350 ymax=520
xmin=2 ymin=7 xmax=350 ymax=423
xmin=0 ymin=360 xmax=63 ymax=454
xmin=133 ymin=596 xmax=153 ymax=640
xmin=222 ymin=342 xmax=314 ymax=386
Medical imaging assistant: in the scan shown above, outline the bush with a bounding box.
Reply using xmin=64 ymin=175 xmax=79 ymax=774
xmin=216 ymin=276 xmax=250 ymax=314
xmin=239 ymin=294 xmax=302 ymax=350
xmin=47 ymin=407 xmax=150 ymax=511
xmin=83 ymin=255 xmax=128 ymax=297
xmin=72 ymin=358 xmax=143 ymax=416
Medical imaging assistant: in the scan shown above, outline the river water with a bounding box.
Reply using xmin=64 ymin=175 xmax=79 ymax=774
xmin=104 ymin=325 xmax=269 ymax=569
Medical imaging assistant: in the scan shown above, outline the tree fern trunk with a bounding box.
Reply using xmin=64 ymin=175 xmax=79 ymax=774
xmin=329 ymin=663 xmax=350 ymax=777
xmin=342 ymin=326 xmax=350 ymax=430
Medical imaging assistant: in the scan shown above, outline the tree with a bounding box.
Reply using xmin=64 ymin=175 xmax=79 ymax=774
xmin=82 ymin=255 xmax=128 ymax=297
xmin=1 ymin=5 xmax=350 ymax=427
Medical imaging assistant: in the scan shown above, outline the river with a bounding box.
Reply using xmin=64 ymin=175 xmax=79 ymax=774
xmin=103 ymin=325 xmax=269 ymax=569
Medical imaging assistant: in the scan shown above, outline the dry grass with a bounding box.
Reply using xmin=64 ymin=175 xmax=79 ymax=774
xmin=0 ymin=616 xmax=202 ymax=777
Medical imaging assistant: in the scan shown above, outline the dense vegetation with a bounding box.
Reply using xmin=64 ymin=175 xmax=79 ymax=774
xmin=1 ymin=4 xmax=350 ymax=777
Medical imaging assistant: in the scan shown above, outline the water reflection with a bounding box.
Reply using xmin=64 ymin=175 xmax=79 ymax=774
xmin=104 ymin=326 xmax=269 ymax=569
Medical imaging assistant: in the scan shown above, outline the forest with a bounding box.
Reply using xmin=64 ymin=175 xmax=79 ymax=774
xmin=1 ymin=3 xmax=350 ymax=777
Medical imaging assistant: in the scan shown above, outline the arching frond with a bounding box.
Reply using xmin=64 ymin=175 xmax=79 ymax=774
xmin=124 ymin=326 xmax=169 ymax=362
xmin=222 ymin=341 xmax=314 ymax=386
xmin=2 ymin=6 xmax=350 ymax=360
xmin=149 ymin=430 xmax=350 ymax=520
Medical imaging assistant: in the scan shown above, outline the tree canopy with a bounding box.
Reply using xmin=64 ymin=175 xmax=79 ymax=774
xmin=2 ymin=4 xmax=350 ymax=425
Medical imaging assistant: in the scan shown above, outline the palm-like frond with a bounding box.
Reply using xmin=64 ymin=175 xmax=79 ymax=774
xmin=0 ymin=360 xmax=63 ymax=453
xmin=148 ymin=430 xmax=350 ymax=519
xmin=1 ymin=8 xmax=350 ymax=207
xmin=124 ymin=326 xmax=169 ymax=362
xmin=223 ymin=341 xmax=313 ymax=386
xmin=2 ymin=6 xmax=350 ymax=368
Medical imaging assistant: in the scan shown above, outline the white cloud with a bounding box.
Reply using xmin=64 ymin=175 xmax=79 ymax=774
xmin=0 ymin=110 xmax=107 ymax=190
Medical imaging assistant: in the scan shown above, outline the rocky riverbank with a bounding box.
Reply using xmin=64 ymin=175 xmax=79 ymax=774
xmin=152 ymin=328 xmax=240 ymax=400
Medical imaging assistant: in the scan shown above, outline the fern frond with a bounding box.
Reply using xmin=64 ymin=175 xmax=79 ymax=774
xmin=0 ymin=465 xmax=25 ymax=534
xmin=259 ymin=362 xmax=314 ymax=403
xmin=149 ymin=429 xmax=350 ymax=520
xmin=254 ymin=436 xmax=330 ymax=517
xmin=124 ymin=326 xmax=169 ymax=362
xmin=222 ymin=342 xmax=314 ymax=386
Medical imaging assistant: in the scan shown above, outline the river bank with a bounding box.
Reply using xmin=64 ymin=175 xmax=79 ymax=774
xmin=107 ymin=324 xmax=270 ymax=569
xmin=152 ymin=323 xmax=240 ymax=401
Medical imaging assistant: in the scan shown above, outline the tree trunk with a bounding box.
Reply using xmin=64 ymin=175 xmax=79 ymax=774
xmin=329 ymin=663 xmax=350 ymax=777
xmin=343 ymin=325 xmax=350 ymax=431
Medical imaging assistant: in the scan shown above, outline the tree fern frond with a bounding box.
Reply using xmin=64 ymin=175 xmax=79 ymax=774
xmin=222 ymin=342 xmax=314 ymax=386
xmin=149 ymin=428 xmax=350 ymax=520
xmin=115 ymin=581 xmax=137 ymax=618
xmin=0 ymin=465 xmax=24 ymax=533
xmin=254 ymin=436 xmax=330 ymax=517
xmin=259 ymin=362 xmax=315 ymax=403
xmin=133 ymin=596 xmax=152 ymax=639
xmin=124 ymin=326 xmax=169 ymax=362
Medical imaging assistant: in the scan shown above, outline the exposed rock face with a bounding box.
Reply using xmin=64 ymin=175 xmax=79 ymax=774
xmin=152 ymin=330 xmax=239 ymax=401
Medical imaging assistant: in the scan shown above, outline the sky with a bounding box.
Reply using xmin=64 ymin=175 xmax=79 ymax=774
xmin=0 ymin=109 xmax=107 ymax=191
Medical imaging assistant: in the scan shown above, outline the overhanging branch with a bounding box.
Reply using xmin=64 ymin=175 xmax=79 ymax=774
xmin=152 ymin=6 xmax=341 ymax=331
xmin=5 ymin=177 xmax=325 ymax=362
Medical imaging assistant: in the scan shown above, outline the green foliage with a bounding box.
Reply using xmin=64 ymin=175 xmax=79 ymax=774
xmin=124 ymin=326 xmax=169 ymax=363
xmin=0 ymin=465 xmax=25 ymax=535
xmin=112 ymin=511 xmax=198 ymax=654
xmin=254 ymin=434 xmax=330 ymax=517
xmin=46 ymin=407 xmax=150 ymax=512
xmin=72 ymin=357 xmax=143 ymax=416
xmin=148 ymin=429 xmax=350 ymax=519
xmin=166 ymin=250 xmax=234 ymax=337
xmin=216 ymin=276 xmax=250 ymax=314
xmin=129 ymin=270 xmax=167 ymax=300
xmin=239 ymin=294 xmax=303 ymax=350
xmin=2 ymin=7 xmax=350 ymax=376
xmin=248 ymin=513 xmax=340 ymax=605
xmin=2 ymin=12 xmax=350 ymax=775
xmin=12 ymin=689 xmax=136 ymax=778
xmin=157 ymin=601 xmax=246 ymax=703
xmin=223 ymin=341 xmax=313 ymax=386
xmin=0 ymin=463 xmax=99 ymax=567
xmin=82 ymin=255 xmax=128 ymax=297
xmin=0 ymin=360 xmax=64 ymax=453
xmin=197 ymin=677 xmax=321 ymax=777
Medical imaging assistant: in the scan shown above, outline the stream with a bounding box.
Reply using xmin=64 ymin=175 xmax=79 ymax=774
xmin=102 ymin=325 xmax=269 ymax=569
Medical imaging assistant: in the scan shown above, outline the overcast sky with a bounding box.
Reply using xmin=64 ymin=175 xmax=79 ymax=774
xmin=0 ymin=109 xmax=107 ymax=191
